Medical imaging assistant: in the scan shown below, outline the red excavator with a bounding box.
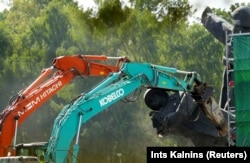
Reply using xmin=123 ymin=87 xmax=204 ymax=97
xmin=0 ymin=54 xmax=129 ymax=157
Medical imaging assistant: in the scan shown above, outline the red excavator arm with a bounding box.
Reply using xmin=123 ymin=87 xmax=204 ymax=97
xmin=0 ymin=54 xmax=129 ymax=157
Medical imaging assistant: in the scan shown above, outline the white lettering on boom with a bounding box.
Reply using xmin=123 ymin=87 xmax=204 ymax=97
xmin=99 ymin=89 xmax=124 ymax=107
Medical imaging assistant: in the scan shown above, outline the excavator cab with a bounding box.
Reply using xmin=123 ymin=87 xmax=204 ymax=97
xmin=15 ymin=142 xmax=47 ymax=162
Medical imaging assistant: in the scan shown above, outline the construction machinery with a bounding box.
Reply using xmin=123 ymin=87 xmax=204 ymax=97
xmin=39 ymin=61 xmax=228 ymax=162
xmin=0 ymin=54 xmax=129 ymax=157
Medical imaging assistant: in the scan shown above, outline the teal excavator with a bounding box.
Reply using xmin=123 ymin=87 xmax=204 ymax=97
xmin=45 ymin=61 xmax=229 ymax=162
